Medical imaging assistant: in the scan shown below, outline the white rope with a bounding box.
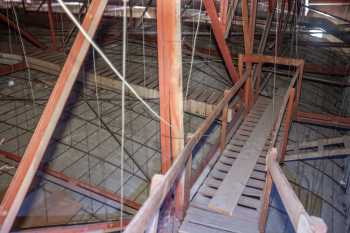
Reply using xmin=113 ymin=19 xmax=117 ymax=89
xmin=185 ymin=0 xmax=203 ymax=102
xmin=6 ymin=2 xmax=12 ymax=54
xmin=272 ymin=0 xmax=279 ymax=117
xmin=57 ymin=0 xmax=172 ymax=128
xmin=11 ymin=4 xmax=36 ymax=112
xmin=121 ymin=0 xmax=128 ymax=224
xmin=142 ymin=0 xmax=147 ymax=87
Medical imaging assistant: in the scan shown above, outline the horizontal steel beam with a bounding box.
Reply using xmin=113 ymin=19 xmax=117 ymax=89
xmin=0 ymin=63 xmax=26 ymax=76
xmin=0 ymin=149 xmax=141 ymax=212
xmin=295 ymin=111 xmax=350 ymax=129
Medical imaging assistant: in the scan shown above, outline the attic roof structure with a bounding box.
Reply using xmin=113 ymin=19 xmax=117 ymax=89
xmin=0 ymin=0 xmax=349 ymax=233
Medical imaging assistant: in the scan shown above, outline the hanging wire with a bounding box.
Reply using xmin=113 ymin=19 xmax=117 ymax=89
xmin=11 ymin=4 xmax=36 ymax=113
xmin=6 ymin=1 xmax=13 ymax=54
xmin=141 ymin=0 xmax=147 ymax=87
xmin=57 ymin=0 xmax=172 ymax=128
xmin=184 ymin=0 xmax=203 ymax=102
xmin=121 ymin=0 xmax=128 ymax=224
xmin=272 ymin=0 xmax=280 ymax=117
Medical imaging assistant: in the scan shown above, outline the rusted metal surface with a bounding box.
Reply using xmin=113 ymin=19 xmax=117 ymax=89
xmin=0 ymin=149 xmax=141 ymax=211
xmin=203 ymin=0 xmax=239 ymax=83
xmin=295 ymin=111 xmax=350 ymax=129
xmin=0 ymin=13 xmax=46 ymax=49
xmin=0 ymin=1 xmax=108 ymax=232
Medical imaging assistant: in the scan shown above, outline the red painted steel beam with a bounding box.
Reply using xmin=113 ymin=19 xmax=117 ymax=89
xmin=0 ymin=63 xmax=26 ymax=76
xmin=304 ymin=64 xmax=350 ymax=76
xmin=219 ymin=0 xmax=228 ymax=30
xmin=157 ymin=0 xmax=184 ymax=173
xmin=203 ymin=0 xmax=239 ymax=83
xmin=0 ymin=1 xmax=108 ymax=232
xmin=295 ymin=111 xmax=350 ymax=129
xmin=0 ymin=13 xmax=47 ymax=49
xmin=47 ymin=0 xmax=57 ymax=49
xmin=0 ymin=149 xmax=141 ymax=210
xmin=157 ymin=0 xmax=186 ymax=220
xmin=13 ymin=219 xmax=130 ymax=233
xmin=311 ymin=0 xmax=350 ymax=3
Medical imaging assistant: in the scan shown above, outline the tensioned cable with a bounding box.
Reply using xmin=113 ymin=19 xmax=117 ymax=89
xmin=272 ymin=0 xmax=279 ymax=119
xmin=142 ymin=0 xmax=147 ymax=87
xmin=185 ymin=0 xmax=203 ymax=102
xmin=11 ymin=4 xmax=36 ymax=112
xmin=6 ymin=2 xmax=12 ymax=54
xmin=56 ymin=0 xmax=172 ymax=128
xmin=121 ymin=0 xmax=128 ymax=225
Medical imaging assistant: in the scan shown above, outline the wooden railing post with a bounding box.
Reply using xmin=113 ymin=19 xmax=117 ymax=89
xmin=146 ymin=175 xmax=165 ymax=233
xmin=279 ymin=88 xmax=295 ymax=162
xmin=295 ymin=62 xmax=304 ymax=110
xmin=220 ymin=90 xmax=230 ymax=152
xmin=175 ymin=148 xmax=192 ymax=220
xmin=258 ymin=149 xmax=275 ymax=233
xmin=263 ymin=148 xmax=328 ymax=233
xmin=244 ymin=71 xmax=253 ymax=113
xmin=254 ymin=62 xmax=262 ymax=101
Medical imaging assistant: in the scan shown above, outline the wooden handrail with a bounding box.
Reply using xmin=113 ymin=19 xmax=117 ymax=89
xmin=260 ymin=68 xmax=327 ymax=232
xmin=124 ymin=72 xmax=249 ymax=233
xmin=266 ymin=148 xmax=327 ymax=233
xmin=270 ymin=67 xmax=299 ymax=147
xmin=124 ymin=54 xmax=305 ymax=233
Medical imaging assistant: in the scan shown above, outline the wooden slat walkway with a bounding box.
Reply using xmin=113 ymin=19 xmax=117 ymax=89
xmin=180 ymin=96 xmax=284 ymax=233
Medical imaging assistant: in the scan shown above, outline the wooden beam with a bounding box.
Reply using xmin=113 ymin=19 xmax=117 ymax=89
xmin=0 ymin=1 xmax=108 ymax=232
xmin=295 ymin=111 xmax=350 ymax=129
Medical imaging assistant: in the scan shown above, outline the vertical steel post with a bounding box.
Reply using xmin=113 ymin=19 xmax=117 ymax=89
xmin=47 ymin=0 xmax=57 ymax=49
xmin=156 ymin=0 xmax=186 ymax=219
